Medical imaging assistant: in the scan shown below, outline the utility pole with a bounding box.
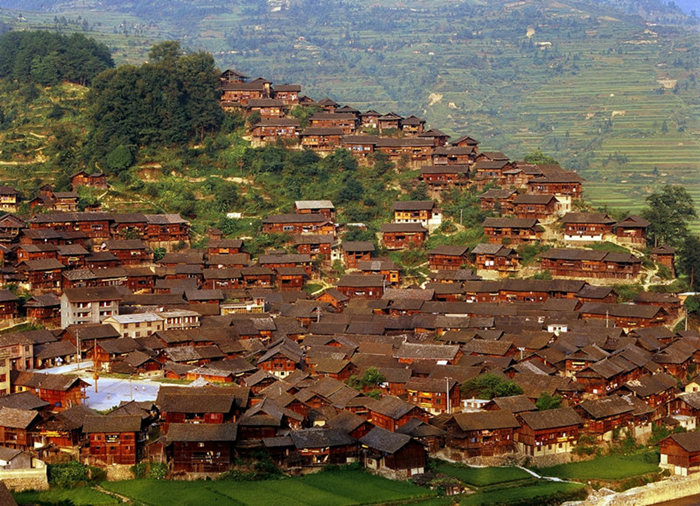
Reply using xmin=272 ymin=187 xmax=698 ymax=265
xmin=460 ymin=209 xmax=463 ymax=226
xmin=76 ymin=334 xmax=81 ymax=370
xmin=446 ymin=377 xmax=451 ymax=415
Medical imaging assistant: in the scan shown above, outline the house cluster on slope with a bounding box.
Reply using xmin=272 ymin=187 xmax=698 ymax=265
xmin=0 ymin=71 xmax=692 ymax=483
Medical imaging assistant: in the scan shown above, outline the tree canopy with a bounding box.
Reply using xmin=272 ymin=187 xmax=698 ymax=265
xmin=0 ymin=31 xmax=113 ymax=86
xmin=461 ymin=373 xmax=523 ymax=400
xmin=87 ymin=41 xmax=222 ymax=159
xmin=642 ymin=185 xmax=697 ymax=248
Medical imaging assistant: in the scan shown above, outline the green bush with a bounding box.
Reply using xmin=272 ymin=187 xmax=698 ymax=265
xmin=48 ymin=461 xmax=91 ymax=488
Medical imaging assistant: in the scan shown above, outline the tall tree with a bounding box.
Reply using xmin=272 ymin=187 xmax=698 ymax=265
xmin=178 ymin=51 xmax=223 ymax=141
xmin=642 ymin=185 xmax=697 ymax=248
xmin=679 ymin=234 xmax=700 ymax=290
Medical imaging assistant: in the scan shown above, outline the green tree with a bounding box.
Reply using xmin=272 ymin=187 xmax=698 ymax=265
xmin=678 ymin=234 xmax=700 ymax=290
xmin=642 ymin=185 xmax=697 ymax=248
xmin=535 ymin=392 xmax=562 ymax=410
xmin=523 ymin=149 xmax=559 ymax=165
xmin=105 ymin=145 xmax=134 ymax=173
xmin=461 ymin=373 xmax=523 ymax=399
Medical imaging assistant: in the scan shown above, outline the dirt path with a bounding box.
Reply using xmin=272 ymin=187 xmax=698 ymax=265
xmin=93 ymin=484 xmax=134 ymax=504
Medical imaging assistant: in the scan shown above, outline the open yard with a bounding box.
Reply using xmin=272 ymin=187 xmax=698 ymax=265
xmin=100 ymin=470 xmax=433 ymax=506
xmin=535 ymin=451 xmax=660 ymax=481
xmin=434 ymin=462 xmax=531 ymax=487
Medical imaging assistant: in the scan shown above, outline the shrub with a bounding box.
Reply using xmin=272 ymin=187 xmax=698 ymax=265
xmin=48 ymin=461 xmax=90 ymax=488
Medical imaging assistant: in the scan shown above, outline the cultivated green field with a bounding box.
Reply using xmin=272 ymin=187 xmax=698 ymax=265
xmin=100 ymin=470 xmax=433 ymax=506
xmin=535 ymin=451 xmax=660 ymax=481
xmin=434 ymin=462 xmax=532 ymax=487
xmin=14 ymin=486 xmax=118 ymax=505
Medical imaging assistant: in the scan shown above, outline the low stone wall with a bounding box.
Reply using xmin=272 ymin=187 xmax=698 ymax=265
xmin=104 ymin=464 xmax=134 ymax=481
xmin=0 ymin=466 xmax=49 ymax=491
xmin=575 ymin=473 xmax=700 ymax=506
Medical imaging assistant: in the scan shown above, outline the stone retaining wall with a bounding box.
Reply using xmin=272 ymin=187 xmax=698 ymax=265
xmin=575 ymin=473 xmax=700 ymax=506
xmin=0 ymin=467 xmax=49 ymax=491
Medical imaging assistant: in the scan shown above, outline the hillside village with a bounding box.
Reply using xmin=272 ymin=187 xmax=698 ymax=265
xmin=0 ymin=66 xmax=697 ymax=498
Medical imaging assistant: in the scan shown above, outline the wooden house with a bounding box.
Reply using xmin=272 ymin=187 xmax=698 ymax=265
xmin=257 ymin=339 xmax=304 ymax=378
xmin=83 ymin=414 xmax=143 ymax=465
xmin=144 ymin=214 xmax=190 ymax=245
xmin=360 ymin=110 xmax=381 ymax=129
xmin=613 ymin=215 xmax=650 ymax=245
xmin=538 ymin=249 xmax=642 ymax=280
xmin=479 ymin=189 xmax=517 ymax=213
xmin=392 ymin=201 xmax=439 ymax=228
xmin=471 ymin=243 xmax=520 ymax=274
xmin=71 ymin=171 xmax=108 ymax=190
xmin=0 ymin=186 xmax=19 ymax=213
xmin=561 ymin=213 xmax=615 ymax=242
xmin=259 ymin=253 xmax=313 ymax=277
xmin=419 ymin=165 xmax=469 ymax=189
xmin=358 ymin=259 xmax=400 ymax=286
xmin=360 ymin=427 xmax=426 ymax=478
xmin=515 ymin=407 xmax=582 ymax=457
xmin=272 ymin=84 xmax=301 ymax=105
xmin=377 ymin=112 xmax=403 ymax=132
xmin=578 ymin=302 xmax=667 ymax=329
xmin=367 ymin=396 xmax=429 ymax=432
xmin=342 ymin=241 xmax=374 ymax=269
xmin=406 ymin=377 xmax=460 ymax=415
xmin=444 ymin=410 xmax=519 ymax=457
xmin=18 ymin=259 xmax=65 ymax=293
xmin=651 ymin=245 xmax=675 ymax=276
xmin=251 ymin=118 xmax=300 ymax=144
xmin=220 ymin=78 xmax=271 ymax=107
xmin=294 ymin=200 xmax=336 ymax=221
xmin=25 ymin=293 xmax=60 ymax=326
xmin=428 ymin=245 xmax=470 ymax=271
xmin=244 ymin=98 xmax=286 ymax=117
xmin=512 ymin=194 xmax=557 ymax=220
xmin=300 ymin=127 xmax=344 ymax=151
xmin=309 ymin=113 xmax=357 ymax=134
xmin=431 ymin=146 xmax=474 ymax=166
xmin=380 ymin=223 xmax=427 ymax=250
xmin=262 ymin=213 xmax=334 ymax=235
xmin=400 ymin=115 xmax=425 ymax=135
xmin=375 ymin=138 xmax=434 ymax=165
xmin=660 ymin=432 xmax=700 ymax=476
xmin=290 ymin=428 xmax=357 ymax=467
xmin=482 ymin=217 xmax=542 ymax=245
xmin=342 ymin=135 xmax=378 ymax=157
xmin=336 ymin=274 xmax=384 ymax=299
xmin=157 ymin=386 xmax=248 ymax=429
xmin=166 ymin=423 xmax=238 ymax=473
xmin=418 ymin=129 xmax=450 ymax=147
xmin=0 ymin=407 xmax=40 ymax=450
xmin=0 ymin=290 xmax=19 ymax=322
xmin=10 ymin=371 xmax=88 ymax=412
xmin=294 ymin=234 xmax=334 ymax=261
xmin=575 ymin=395 xmax=634 ymax=441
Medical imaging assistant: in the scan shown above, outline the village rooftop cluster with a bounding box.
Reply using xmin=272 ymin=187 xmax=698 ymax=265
xmin=0 ymin=69 xmax=695 ymax=491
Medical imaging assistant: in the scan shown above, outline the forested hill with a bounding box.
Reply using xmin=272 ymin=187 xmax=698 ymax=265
xmin=0 ymin=0 xmax=697 ymax=228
